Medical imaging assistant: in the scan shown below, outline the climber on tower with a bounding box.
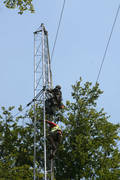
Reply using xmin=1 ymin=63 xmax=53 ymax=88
xmin=46 ymin=120 xmax=62 ymax=159
xmin=45 ymin=85 xmax=64 ymax=115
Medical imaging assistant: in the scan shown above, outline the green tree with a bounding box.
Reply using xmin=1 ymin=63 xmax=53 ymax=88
xmin=3 ymin=0 xmax=34 ymax=14
xmin=54 ymin=78 xmax=120 ymax=180
xmin=0 ymin=106 xmax=43 ymax=179
xmin=0 ymin=78 xmax=120 ymax=179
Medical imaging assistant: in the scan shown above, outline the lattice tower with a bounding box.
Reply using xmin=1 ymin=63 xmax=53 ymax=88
xmin=33 ymin=23 xmax=53 ymax=180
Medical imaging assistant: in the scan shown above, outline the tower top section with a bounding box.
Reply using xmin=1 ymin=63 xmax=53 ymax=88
xmin=34 ymin=24 xmax=52 ymax=99
xmin=34 ymin=23 xmax=48 ymax=35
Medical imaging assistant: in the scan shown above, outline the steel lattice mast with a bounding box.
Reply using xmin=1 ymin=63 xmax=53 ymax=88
xmin=33 ymin=23 xmax=52 ymax=180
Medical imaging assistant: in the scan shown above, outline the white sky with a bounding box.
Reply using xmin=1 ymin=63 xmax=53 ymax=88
xmin=0 ymin=0 xmax=120 ymax=124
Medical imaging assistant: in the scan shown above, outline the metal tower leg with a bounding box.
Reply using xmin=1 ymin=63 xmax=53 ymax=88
xmin=51 ymin=158 xmax=54 ymax=180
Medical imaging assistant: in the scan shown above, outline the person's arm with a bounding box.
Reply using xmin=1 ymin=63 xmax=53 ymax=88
xmin=60 ymin=104 xmax=64 ymax=109
xmin=46 ymin=88 xmax=54 ymax=93
xmin=46 ymin=120 xmax=57 ymax=127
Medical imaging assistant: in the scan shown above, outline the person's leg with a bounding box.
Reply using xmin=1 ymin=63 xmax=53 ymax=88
xmin=52 ymin=147 xmax=57 ymax=158
xmin=50 ymin=133 xmax=61 ymax=159
xmin=47 ymin=132 xmax=56 ymax=149
xmin=49 ymin=143 xmax=57 ymax=159
xmin=48 ymin=132 xmax=59 ymax=159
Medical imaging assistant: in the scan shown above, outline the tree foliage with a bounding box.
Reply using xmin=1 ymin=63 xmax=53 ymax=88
xmin=54 ymin=79 xmax=120 ymax=179
xmin=0 ymin=106 xmax=43 ymax=179
xmin=0 ymin=78 xmax=120 ymax=179
xmin=3 ymin=0 xmax=34 ymax=14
